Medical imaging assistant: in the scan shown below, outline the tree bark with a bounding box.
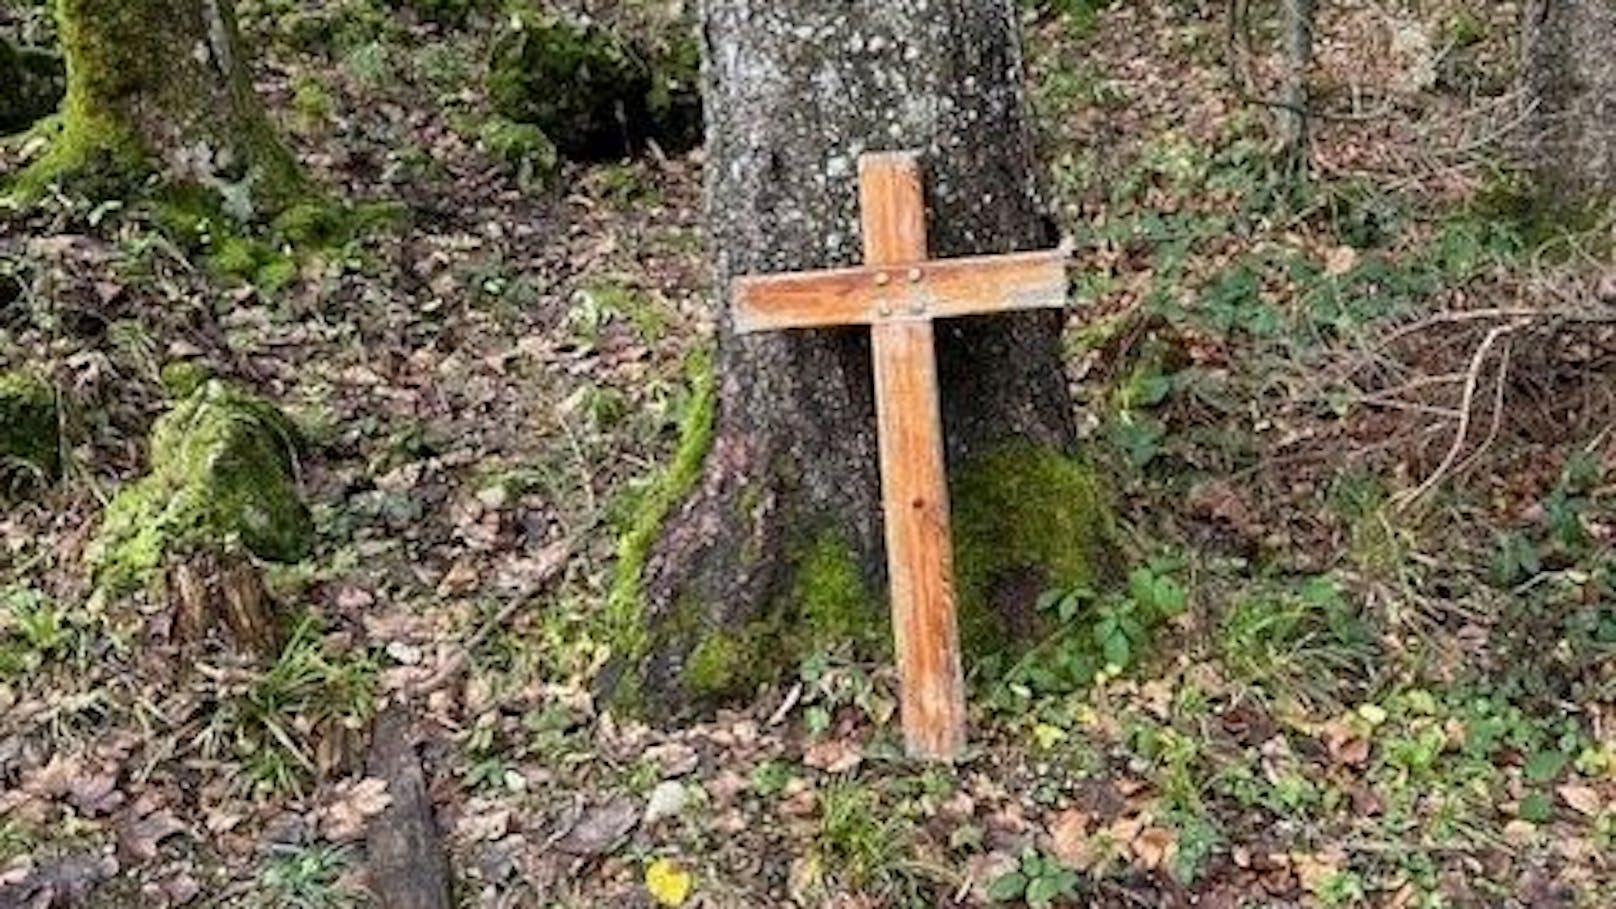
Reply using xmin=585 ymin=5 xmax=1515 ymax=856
xmin=1523 ymin=0 xmax=1616 ymax=204
xmin=13 ymin=0 xmax=301 ymax=209
xmin=609 ymin=0 xmax=1081 ymax=708
xmin=1278 ymin=0 xmax=1315 ymax=177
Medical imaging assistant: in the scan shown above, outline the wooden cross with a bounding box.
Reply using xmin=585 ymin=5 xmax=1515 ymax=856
xmin=732 ymin=151 xmax=1070 ymax=760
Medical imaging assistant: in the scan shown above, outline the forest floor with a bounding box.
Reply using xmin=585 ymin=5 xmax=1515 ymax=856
xmin=1 ymin=1 xmax=1614 ymax=907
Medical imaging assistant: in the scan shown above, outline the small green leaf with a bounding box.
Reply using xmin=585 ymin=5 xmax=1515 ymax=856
xmin=1525 ymin=750 xmax=1569 ymax=783
xmin=987 ymin=872 xmax=1027 ymax=902
xmin=1519 ymin=790 xmax=1553 ymax=823
xmin=1026 ymin=874 xmax=1062 ymax=907
xmin=1102 ymin=630 xmax=1131 ymax=669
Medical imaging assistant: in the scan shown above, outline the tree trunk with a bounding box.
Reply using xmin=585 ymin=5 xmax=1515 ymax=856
xmin=12 ymin=0 xmax=301 ymax=210
xmin=1278 ymin=0 xmax=1315 ymax=177
xmin=1523 ymin=0 xmax=1616 ymax=205
xmin=604 ymin=0 xmax=1111 ymax=710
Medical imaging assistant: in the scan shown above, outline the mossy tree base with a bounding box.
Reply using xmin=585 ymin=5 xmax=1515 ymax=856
xmin=598 ymin=0 xmax=1096 ymax=717
xmin=5 ymin=0 xmax=306 ymax=216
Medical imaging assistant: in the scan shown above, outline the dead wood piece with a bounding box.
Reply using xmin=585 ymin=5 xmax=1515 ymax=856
xmin=365 ymin=704 xmax=453 ymax=909
xmin=170 ymin=551 xmax=279 ymax=657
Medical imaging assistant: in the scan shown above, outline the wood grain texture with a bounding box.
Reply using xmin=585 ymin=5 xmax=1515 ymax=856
xmin=365 ymin=705 xmax=453 ymax=909
xmin=732 ymin=247 xmax=1068 ymax=334
xmin=861 ymin=153 xmax=968 ymax=761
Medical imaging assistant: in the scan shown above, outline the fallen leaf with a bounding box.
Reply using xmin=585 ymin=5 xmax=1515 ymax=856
xmin=803 ymin=738 xmax=862 ymax=774
xmin=1132 ymin=826 xmax=1177 ymax=871
xmin=436 ymin=560 xmax=481 ymax=597
xmin=321 ymin=777 xmax=393 ymax=843
xmin=1558 ymin=783 xmax=1603 ymax=816
xmin=644 ymin=742 xmax=699 ymax=777
xmin=120 ymin=809 xmax=187 ymax=862
xmin=645 ymin=858 xmax=693 ymax=907
xmin=555 ymin=796 xmax=638 ymax=856
xmin=1047 ymin=809 xmax=1093 ymax=869
xmin=1324 ymin=244 xmax=1359 ymax=276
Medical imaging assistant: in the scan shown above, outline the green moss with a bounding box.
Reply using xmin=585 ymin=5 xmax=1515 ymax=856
xmin=488 ymin=16 xmax=649 ymax=160
xmin=1473 ymin=171 xmax=1609 ymax=254
xmin=272 ymin=200 xmax=349 ymax=247
xmin=0 ymin=370 xmax=60 ymax=487
xmin=682 ymin=628 xmax=754 ymax=697
xmin=90 ymin=380 xmax=313 ymax=592
xmin=478 ymin=117 xmax=559 ymax=188
xmin=604 ymin=350 xmax=717 ymax=667
xmin=951 ymin=445 xmax=1118 ymax=653
xmin=155 ymin=187 xmax=403 ymax=291
xmin=487 ymin=12 xmax=702 ymax=160
xmin=669 ymin=531 xmax=881 ymax=701
xmin=791 ymin=532 xmax=884 ymax=652
xmin=159 ymin=360 xmax=214 ymax=398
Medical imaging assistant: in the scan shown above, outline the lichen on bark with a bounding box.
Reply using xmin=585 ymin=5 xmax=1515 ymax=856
xmin=90 ymin=380 xmax=313 ymax=593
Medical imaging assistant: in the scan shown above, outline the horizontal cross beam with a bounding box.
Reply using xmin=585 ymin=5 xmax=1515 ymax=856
xmin=732 ymin=244 xmax=1071 ymax=335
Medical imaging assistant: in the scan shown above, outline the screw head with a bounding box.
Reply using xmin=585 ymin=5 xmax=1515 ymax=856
xmin=907 ymin=267 xmax=923 ymax=283
xmin=874 ymin=272 xmax=891 ymax=286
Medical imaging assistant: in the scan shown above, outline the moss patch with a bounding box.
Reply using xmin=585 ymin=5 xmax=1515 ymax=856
xmin=90 ymin=380 xmax=313 ymax=592
xmin=0 ymin=370 xmax=60 ymax=489
xmin=155 ymin=186 xmax=406 ymax=291
xmin=478 ymin=117 xmax=559 ymax=188
xmin=790 ymin=531 xmax=885 ymax=654
xmin=604 ymin=350 xmax=717 ymax=669
xmin=952 ymin=444 xmax=1118 ymax=654
xmin=667 ymin=530 xmax=884 ymax=703
xmin=487 ymin=13 xmax=702 ymax=161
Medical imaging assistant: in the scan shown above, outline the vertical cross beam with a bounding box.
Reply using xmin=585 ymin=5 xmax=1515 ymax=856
xmin=858 ymin=152 xmax=968 ymax=760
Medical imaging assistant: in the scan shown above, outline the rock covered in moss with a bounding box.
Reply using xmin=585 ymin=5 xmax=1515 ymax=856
xmin=488 ymin=18 xmax=648 ymax=160
xmin=0 ymin=370 xmax=60 ymax=488
xmin=487 ymin=14 xmax=702 ymax=161
xmin=91 ymin=381 xmax=313 ymax=591
xmin=0 ymin=39 xmax=63 ymax=136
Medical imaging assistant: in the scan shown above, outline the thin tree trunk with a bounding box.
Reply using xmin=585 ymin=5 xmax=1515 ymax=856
xmin=1523 ymin=0 xmax=1616 ymax=205
xmin=12 ymin=0 xmax=301 ymax=209
xmin=1279 ymin=0 xmax=1316 ymax=176
xmin=604 ymin=0 xmax=1088 ymax=710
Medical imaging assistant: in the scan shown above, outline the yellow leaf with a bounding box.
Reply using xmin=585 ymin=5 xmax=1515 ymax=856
xmin=646 ymin=858 xmax=693 ymax=907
